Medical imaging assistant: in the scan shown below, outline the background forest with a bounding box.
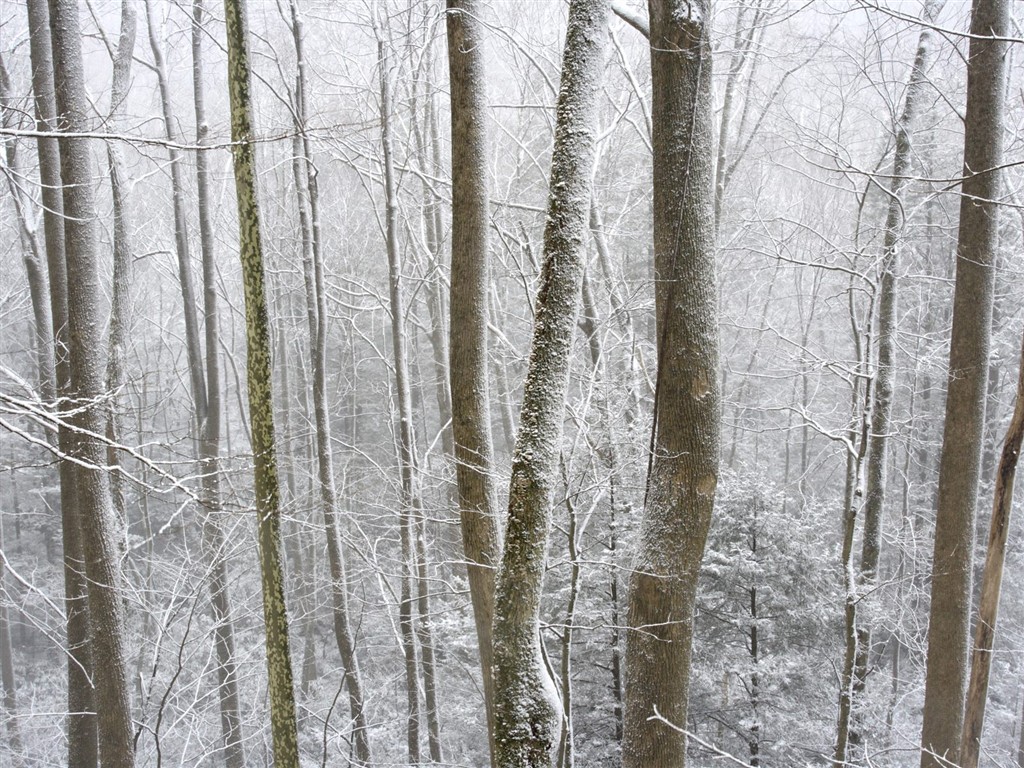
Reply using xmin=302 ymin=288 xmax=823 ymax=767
xmin=0 ymin=0 xmax=1022 ymax=766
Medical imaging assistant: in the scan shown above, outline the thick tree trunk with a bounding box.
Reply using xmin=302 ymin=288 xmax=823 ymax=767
xmin=25 ymin=3 xmax=95 ymax=764
xmin=492 ymin=2 xmax=609 ymax=765
xmin=49 ymin=2 xmax=134 ymax=767
xmin=446 ymin=2 xmax=503 ymax=761
xmin=622 ymin=2 xmax=719 ymax=767
xmin=960 ymin=330 xmax=1024 ymax=768
xmin=919 ymin=1 xmax=1008 ymax=766
xmin=192 ymin=3 xmax=244 ymax=765
xmin=289 ymin=4 xmax=371 ymax=760
xmin=222 ymin=0 xmax=300 ymax=764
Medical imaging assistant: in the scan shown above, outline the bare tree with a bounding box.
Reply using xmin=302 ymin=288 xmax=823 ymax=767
xmin=492 ymin=1 xmax=609 ymax=765
xmin=919 ymin=0 xmax=1010 ymax=766
xmin=623 ymin=2 xmax=720 ymax=767
xmin=222 ymin=0 xmax=300 ymax=764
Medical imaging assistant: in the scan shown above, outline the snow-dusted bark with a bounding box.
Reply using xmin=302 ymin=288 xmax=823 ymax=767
xmin=919 ymin=1 xmax=1008 ymax=765
xmin=446 ymin=1 xmax=503 ymax=761
xmin=492 ymin=1 xmax=609 ymax=766
xmin=622 ymin=1 xmax=719 ymax=766
xmin=49 ymin=1 xmax=134 ymax=766
xmin=222 ymin=0 xmax=300 ymax=764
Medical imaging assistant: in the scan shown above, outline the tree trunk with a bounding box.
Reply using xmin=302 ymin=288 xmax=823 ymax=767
xmin=49 ymin=2 xmax=134 ymax=766
xmin=622 ymin=1 xmax=719 ymax=766
xmin=446 ymin=2 xmax=503 ymax=761
xmin=289 ymin=3 xmax=372 ymax=760
xmin=0 ymin=513 xmax=24 ymax=767
xmin=26 ymin=2 xmax=96 ymax=763
xmin=919 ymin=1 xmax=1008 ymax=765
xmin=222 ymin=0 xmax=300 ymax=764
xmin=103 ymin=0 xmax=137 ymax=533
xmin=492 ymin=2 xmax=609 ymax=765
xmin=192 ymin=2 xmax=244 ymax=764
xmin=960 ymin=329 xmax=1024 ymax=768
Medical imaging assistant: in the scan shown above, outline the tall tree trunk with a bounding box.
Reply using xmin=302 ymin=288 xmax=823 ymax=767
xmin=919 ymin=1 xmax=1008 ymax=765
xmin=446 ymin=2 xmax=503 ymax=761
xmin=192 ymin=2 xmax=244 ymax=764
xmin=960 ymin=330 xmax=1024 ymax=768
xmin=492 ymin=2 xmax=609 ymax=765
xmin=378 ymin=35 xmax=423 ymax=764
xmin=622 ymin=1 xmax=719 ymax=767
xmin=848 ymin=3 xmax=942 ymax=753
xmin=49 ymin=2 xmax=134 ymax=766
xmin=0 ymin=513 xmax=23 ymax=767
xmin=103 ymin=0 xmax=137 ymax=533
xmin=289 ymin=3 xmax=371 ymax=760
xmin=222 ymin=0 xmax=300 ymax=764
xmin=25 ymin=2 xmax=96 ymax=763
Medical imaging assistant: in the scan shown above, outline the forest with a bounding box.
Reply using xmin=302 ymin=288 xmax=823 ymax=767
xmin=0 ymin=0 xmax=1022 ymax=766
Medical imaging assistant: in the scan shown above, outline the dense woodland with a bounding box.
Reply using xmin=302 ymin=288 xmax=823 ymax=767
xmin=0 ymin=0 xmax=1022 ymax=766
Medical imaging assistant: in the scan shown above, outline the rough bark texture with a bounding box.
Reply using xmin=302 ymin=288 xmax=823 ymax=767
xmin=446 ymin=2 xmax=503 ymax=761
xmin=49 ymin=2 xmax=135 ymax=766
xmin=960 ymin=330 xmax=1024 ymax=768
xmin=492 ymin=2 xmax=609 ymax=766
xmin=222 ymin=0 xmax=300 ymax=764
xmin=919 ymin=1 xmax=1008 ymax=766
xmin=26 ymin=2 xmax=96 ymax=764
xmin=290 ymin=3 xmax=371 ymax=760
xmin=192 ymin=2 xmax=244 ymax=764
xmin=622 ymin=2 xmax=719 ymax=767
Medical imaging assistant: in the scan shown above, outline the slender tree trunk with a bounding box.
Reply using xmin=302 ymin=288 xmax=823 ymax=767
xmin=492 ymin=2 xmax=609 ymax=765
xmin=960 ymin=330 xmax=1024 ymax=768
xmin=446 ymin=2 xmax=503 ymax=761
xmin=377 ymin=35 xmax=424 ymax=764
xmin=49 ymin=2 xmax=134 ymax=766
xmin=223 ymin=0 xmax=300 ymax=764
xmin=919 ymin=2 xmax=1008 ymax=765
xmin=288 ymin=4 xmax=371 ymax=760
xmin=622 ymin=2 xmax=718 ymax=767
xmin=192 ymin=3 xmax=244 ymax=764
xmin=0 ymin=513 xmax=23 ymax=767
xmin=103 ymin=0 xmax=137 ymax=533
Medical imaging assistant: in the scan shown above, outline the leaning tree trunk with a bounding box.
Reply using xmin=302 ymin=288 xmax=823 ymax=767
xmin=492 ymin=1 xmax=609 ymax=766
xmin=49 ymin=2 xmax=134 ymax=767
xmin=960 ymin=330 xmax=1024 ymax=768
xmin=446 ymin=2 xmax=503 ymax=762
xmin=919 ymin=1 xmax=1008 ymax=766
xmin=192 ymin=2 xmax=245 ymax=764
xmin=289 ymin=2 xmax=371 ymax=761
xmin=222 ymin=0 xmax=300 ymax=764
xmin=622 ymin=1 xmax=719 ymax=767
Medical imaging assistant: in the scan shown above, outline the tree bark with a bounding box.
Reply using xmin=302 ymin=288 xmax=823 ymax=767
xmin=919 ymin=1 xmax=1008 ymax=766
xmin=960 ymin=329 xmax=1024 ymax=768
xmin=446 ymin=2 xmax=503 ymax=762
xmin=49 ymin=2 xmax=134 ymax=766
xmin=622 ymin=2 xmax=719 ymax=767
xmin=222 ymin=0 xmax=300 ymax=764
xmin=492 ymin=2 xmax=609 ymax=765
xmin=25 ymin=2 xmax=96 ymax=764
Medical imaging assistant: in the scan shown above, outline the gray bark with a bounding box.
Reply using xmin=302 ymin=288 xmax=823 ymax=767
xmin=622 ymin=2 xmax=719 ymax=767
xmin=492 ymin=1 xmax=609 ymax=765
xmin=446 ymin=2 xmax=503 ymax=762
xmin=919 ymin=1 xmax=1008 ymax=765
xmin=49 ymin=1 xmax=134 ymax=766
